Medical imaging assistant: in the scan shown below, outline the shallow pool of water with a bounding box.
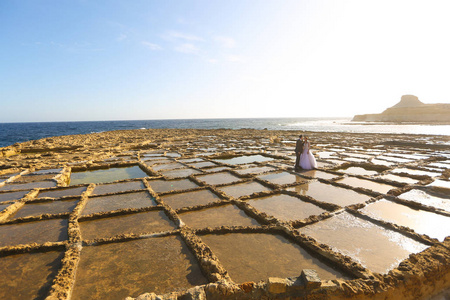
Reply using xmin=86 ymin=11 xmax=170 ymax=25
xmin=298 ymin=211 xmax=429 ymax=274
xmin=296 ymin=169 xmax=339 ymax=180
xmin=360 ymin=199 xmax=450 ymax=242
xmin=196 ymin=172 xmax=242 ymax=186
xmin=152 ymin=162 xmax=186 ymax=172
xmin=235 ymin=166 xmax=276 ymax=175
xmin=0 ymin=218 xmax=68 ymax=247
xmin=80 ymin=210 xmax=176 ymax=240
xmin=0 ymin=250 xmax=64 ymax=300
xmin=179 ymin=204 xmax=260 ymax=229
xmin=82 ymin=191 xmax=156 ymax=215
xmin=10 ymin=199 xmax=79 ymax=219
xmin=160 ymin=168 xmax=202 ymax=178
xmin=377 ymin=174 xmax=418 ymax=185
xmin=336 ymin=177 xmax=396 ymax=194
xmin=246 ymin=194 xmax=326 ymax=221
xmin=71 ymin=235 xmax=208 ymax=299
xmin=213 ymin=155 xmax=274 ymax=165
xmin=338 ymin=167 xmax=378 ymax=176
xmin=286 ymin=181 xmax=371 ymax=207
xmin=161 ymin=189 xmax=222 ymax=210
xmin=398 ymin=189 xmax=450 ymax=212
xmin=200 ymin=233 xmax=349 ymax=283
xmin=1 ymin=181 xmax=57 ymax=191
xmin=70 ymin=166 xmax=148 ymax=186
xmin=92 ymin=180 xmax=146 ymax=195
xmin=38 ymin=186 xmax=87 ymax=198
xmin=258 ymin=172 xmax=306 ymax=186
xmin=218 ymin=181 xmax=271 ymax=199
xmin=0 ymin=190 xmax=29 ymax=203
xmin=391 ymin=168 xmax=441 ymax=177
xmin=189 ymin=161 xmax=218 ymax=168
xmin=147 ymin=179 xmax=199 ymax=193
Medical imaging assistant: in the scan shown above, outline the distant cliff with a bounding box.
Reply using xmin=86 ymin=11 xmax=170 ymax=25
xmin=352 ymin=95 xmax=450 ymax=123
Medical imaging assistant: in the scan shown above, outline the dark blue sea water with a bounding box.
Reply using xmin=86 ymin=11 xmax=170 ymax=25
xmin=0 ymin=118 xmax=449 ymax=148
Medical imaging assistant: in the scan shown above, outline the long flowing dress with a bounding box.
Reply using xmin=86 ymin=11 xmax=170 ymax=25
xmin=299 ymin=141 xmax=317 ymax=170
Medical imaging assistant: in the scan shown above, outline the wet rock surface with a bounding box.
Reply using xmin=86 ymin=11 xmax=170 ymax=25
xmin=0 ymin=128 xmax=449 ymax=299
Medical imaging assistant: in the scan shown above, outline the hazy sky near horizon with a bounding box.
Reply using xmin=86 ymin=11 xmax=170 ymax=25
xmin=1 ymin=0 xmax=450 ymax=122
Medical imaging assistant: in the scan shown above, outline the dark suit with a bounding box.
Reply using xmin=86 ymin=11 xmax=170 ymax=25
xmin=295 ymin=138 xmax=304 ymax=169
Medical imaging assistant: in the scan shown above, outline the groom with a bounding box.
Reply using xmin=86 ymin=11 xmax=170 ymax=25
xmin=295 ymin=135 xmax=304 ymax=171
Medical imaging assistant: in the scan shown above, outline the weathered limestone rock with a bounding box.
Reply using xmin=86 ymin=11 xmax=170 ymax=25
xmin=353 ymin=95 xmax=450 ymax=123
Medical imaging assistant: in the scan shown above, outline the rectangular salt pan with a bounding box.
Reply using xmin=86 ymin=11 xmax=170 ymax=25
xmin=360 ymin=199 xmax=450 ymax=242
xmin=200 ymin=233 xmax=350 ymax=283
xmin=71 ymin=236 xmax=208 ymax=299
xmin=82 ymin=191 xmax=156 ymax=215
xmin=70 ymin=166 xmax=148 ymax=185
xmin=246 ymin=194 xmax=326 ymax=221
xmin=80 ymin=210 xmax=176 ymax=240
xmin=179 ymin=204 xmax=260 ymax=229
xmin=298 ymin=211 xmax=428 ymax=274
xmin=0 ymin=218 xmax=68 ymax=247
xmin=0 ymin=251 xmax=64 ymax=300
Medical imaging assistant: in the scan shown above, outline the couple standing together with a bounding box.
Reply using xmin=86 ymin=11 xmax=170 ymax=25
xmin=295 ymin=135 xmax=317 ymax=170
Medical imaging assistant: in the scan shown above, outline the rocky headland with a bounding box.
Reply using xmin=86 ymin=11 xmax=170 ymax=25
xmin=352 ymin=95 xmax=450 ymax=123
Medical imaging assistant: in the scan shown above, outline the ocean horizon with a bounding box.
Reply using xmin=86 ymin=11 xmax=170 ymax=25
xmin=1 ymin=117 xmax=449 ymax=148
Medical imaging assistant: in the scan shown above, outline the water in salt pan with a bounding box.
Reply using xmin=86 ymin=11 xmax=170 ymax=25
xmin=9 ymin=199 xmax=79 ymax=219
xmin=235 ymin=166 xmax=276 ymax=175
xmin=200 ymin=233 xmax=350 ymax=283
xmin=0 ymin=203 xmax=10 ymax=212
xmin=286 ymin=181 xmax=371 ymax=207
xmin=18 ymin=173 xmax=56 ymax=183
xmin=92 ymin=180 xmax=146 ymax=195
xmin=71 ymin=235 xmax=208 ymax=299
xmin=377 ymin=174 xmax=418 ymax=185
xmin=336 ymin=177 xmax=396 ymax=194
xmin=38 ymin=186 xmax=87 ymax=198
xmin=82 ymin=191 xmax=156 ymax=215
xmin=0 ymin=218 xmax=68 ymax=247
xmin=258 ymin=172 xmax=306 ymax=186
xmin=338 ymin=167 xmax=378 ymax=176
xmin=0 ymin=250 xmax=64 ymax=300
xmin=70 ymin=166 xmax=148 ymax=185
xmin=298 ymin=211 xmax=429 ymax=274
xmin=80 ymin=210 xmax=176 ymax=240
xmin=399 ymin=189 xmax=450 ymax=212
xmin=160 ymin=168 xmax=202 ymax=178
xmin=371 ymin=159 xmax=396 ymax=167
xmin=147 ymin=179 xmax=199 ymax=193
xmin=196 ymin=172 xmax=242 ymax=185
xmin=1 ymin=181 xmax=57 ymax=191
xmin=0 ymin=190 xmax=29 ymax=202
xmin=360 ymin=199 xmax=450 ymax=242
xmin=152 ymin=162 xmax=186 ymax=171
xmin=296 ymin=169 xmax=339 ymax=180
xmin=218 ymin=181 xmax=271 ymax=198
xmin=178 ymin=204 xmax=260 ymax=229
xmin=189 ymin=161 xmax=218 ymax=168
xmin=161 ymin=189 xmax=222 ymax=210
xmin=213 ymin=155 xmax=274 ymax=165
xmin=391 ymin=168 xmax=441 ymax=177
xmin=246 ymin=194 xmax=326 ymax=221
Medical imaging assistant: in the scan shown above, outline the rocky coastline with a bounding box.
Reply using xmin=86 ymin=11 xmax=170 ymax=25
xmin=0 ymin=128 xmax=449 ymax=300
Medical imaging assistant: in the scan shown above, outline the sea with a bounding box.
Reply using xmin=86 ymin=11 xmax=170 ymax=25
xmin=0 ymin=117 xmax=449 ymax=148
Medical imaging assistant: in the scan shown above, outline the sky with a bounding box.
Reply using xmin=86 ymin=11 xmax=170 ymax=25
xmin=1 ymin=0 xmax=450 ymax=122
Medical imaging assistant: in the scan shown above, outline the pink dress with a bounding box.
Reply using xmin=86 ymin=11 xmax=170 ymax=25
xmin=299 ymin=141 xmax=317 ymax=170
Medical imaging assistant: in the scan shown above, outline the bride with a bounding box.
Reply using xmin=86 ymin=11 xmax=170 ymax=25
xmin=299 ymin=137 xmax=317 ymax=170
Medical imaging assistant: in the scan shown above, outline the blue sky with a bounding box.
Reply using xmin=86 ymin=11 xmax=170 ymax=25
xmin=1 ymin=0 xmax=450 ymax=122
